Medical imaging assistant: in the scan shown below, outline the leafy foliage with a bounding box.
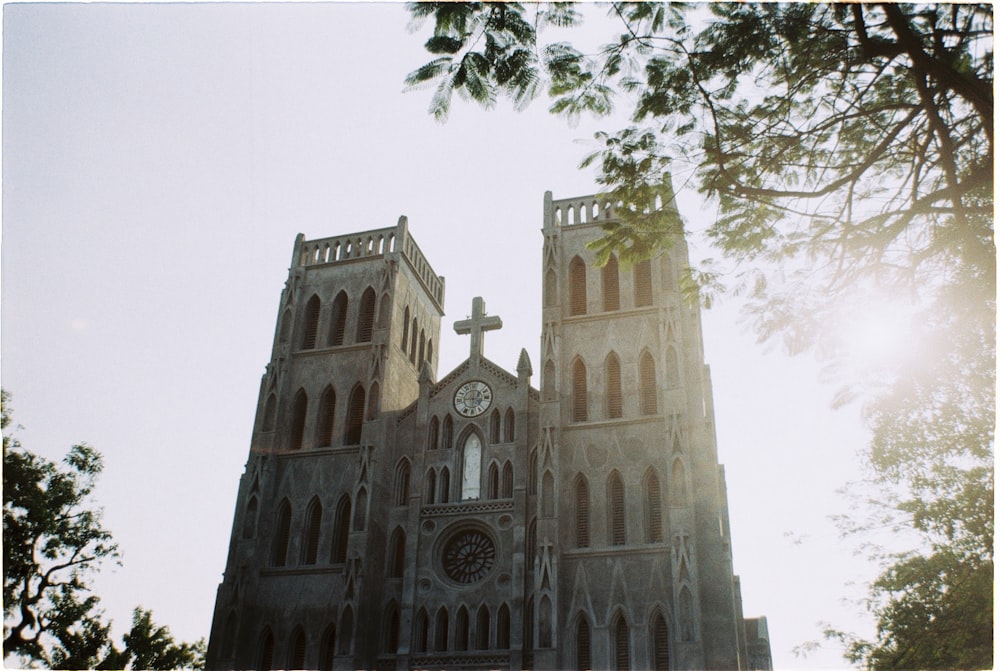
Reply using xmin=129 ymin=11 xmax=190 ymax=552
xmin=407 ymin=4 xmax=994 ymax=668
xmin=100 ymin=607 xmax=206 ymax=671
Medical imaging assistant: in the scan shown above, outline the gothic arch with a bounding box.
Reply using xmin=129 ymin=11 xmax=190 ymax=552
xmin=383 ymin=601 xmax=400 ymax=653
xmin=575 ymin=613 xmax=592 ymax=671
xmin=434 ymin=607 xmax=449 ymax=651
xmin=489 ymin=408 xmax=502 ymax=443
xmin=439 ymin=466 xmax=451 ymax=503
xmin=425 ymin=468 xmax=437 ymax=504
xmin=650 ymin=608 xmax=671 ymax=671
xmin=572 ymin=356 xmax=588 ymax=422
xmin=504 ymin=407 xmax=515 ymax=441
xmin=441 ymin=414 xmax=454 ymax=449
xmin=257 ymin=627 xmax=275 ymax=671
xmin=287 ymin=625 xmax=307 ymax=670
xmin=289 ymin=388 xmax=308 ymax=451
xmin=569 ymin=255 xmax=587 ymax=316
xmin=409 ymin=318 xmax=419 ymax=363
xmin=501 ymin=461 xmax=513 ymax=498
xmin=603 ymin=253 xmax=621 ymax=311
xmin=574 ymin=473 xmax=590 ymax=548
xmin=329 ymin=291 xmax=348 ymax=346
xmin=455 ymin=605 xmax=470 ymax=651
xmin=353 ymin=487 xmax=367 ymax=531
xmin=316 ymin=386 xmax=336 ymax=448
xmin=356 ymin=287 xmax=376 ymax=343
xmin=608 ymin=470 xmax=626 ymax=546
xmin=302 ymin=294 xmax=321 ymax=350
xmin=634 ymin=258 xmax=653 ymax=307
xmin=414 ymin=608 xmax=429 ymax=653
xmin=401 ymin=306 xmax=410 ymax=352
xmin=271 ymin=499 xmax=292 ymax=567
xmin=387 ymin=527 xmax=405 ymax=578
xmin=331 ymin=495 xmax=351 ymax=563
xmin=639 ymin=350 xmax=658 ymax=415
xmin=344 ymin=384 xmax=365 ymax=445
xmin=394 ymin=458 xmax=410 ymax=506
xmin=301 ymin=497 xmax=323 ymax=565
xmin=643 ymin=467 xmax=664 ymax=543
xmin=606 ymin=351 xmax=623 ymax=419
xmin=487 ymin=461 xmax=500 ymax=499
xmin=427 ymin=415 xmax=439 ymax=450
xmin=319 ymin=623 xmax=336 ymax=671
xmin=612 ymin=610 xmax=632 ymax=671
xmin=496 ymin=603 xmax=511 ymax=648
xmin=475 ymin=604 xmax=491 ymax=649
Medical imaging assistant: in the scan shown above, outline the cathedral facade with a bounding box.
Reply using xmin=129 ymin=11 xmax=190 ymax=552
xmin=205 ymin=190 xmax=772 ymax=671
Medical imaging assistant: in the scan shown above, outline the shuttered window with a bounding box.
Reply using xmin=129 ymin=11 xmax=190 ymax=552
xmin=329 ymin=291 xmax=348 ymax=346
xmin=572 ymin=359 xmax=588 ymax=422
xmin=614 ymin=615 xmax=631 ymax=671
xmin=302 ymin=295 xmax=321 ymax=349
xmin=602 ymin=254 xmax=620 ymax=311
xmin=570 ymin=256 xmax=587 ymax=315
xmin=652 ymin=611 xmax=671 ymax=671
xmin=609 ymin=472 xmax=626 ymax=546
xmin=576 ymin=618 xmax=591 ymax=671
xmin=345 ymin=386 xmax=365 ymax=445
xmin=634 ymin=259 xmax=653 ymax=307
xmin=356 ymin=288 xmax=376 ymax=343
xmin=645 ymin=470 xmax=664 ymax=543
xmin=575 ymin=476 xmax=590 ymax=548
xmin=606 ymin=353 xmax=622 ymax=419
xmin=639 ymin=352 xmax=657 ymax=415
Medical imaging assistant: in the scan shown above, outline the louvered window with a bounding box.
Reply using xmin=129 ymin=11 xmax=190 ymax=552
xmin=258 ymin=630 xmax=274 ymax=671
xmin=302 ymin=295 xmax=321 ymax=349
xmin=331 ymin=495 xmax=351 ymax=563
xmin=345 ymin=386 xmax=365 ymax=445
xmin=330 ymin=291 xmax=348 ymax=346
xmin=289 ymin=390 xmax=308 ymax=451
xmin=602 ymin=254 xmax=620 ymax=311
xmin=635 ymin=259 xmax=653 ymax=307
xmin=317 ymin=387 xmax=336 ymax=447
xmin=576 ymin=618 xmax=591 ymax=671
xmin=614 ymin=615 xmax=631 ymax=671
xmin=289 ymin=629 xmax=306 ymax=670
xmin=652 ymin=611 xmax=671 ymax=671
xmin=640 ymin=352 xmax=657 ymax=415
xmin=609 ymin=472 xmax=626 ymax=546
xmin=271 ymin=501 xmax=291 ymax=567
xmin=302 ymin=498 xmax=322 ymax=564
xmin=575 ymin=476 xmax=590 ymax=548
xmin=606 ymin=353 xmax=622 ymax=419
xmin=572 ymin=359 xmax=588 ymax=422
xmin=356 ymin=288 xmax=376 ymax=343
xmin=570 ymin=256 xmax=587 ymax=315
xmin=645 ymin=470 xmax=664 ymax=543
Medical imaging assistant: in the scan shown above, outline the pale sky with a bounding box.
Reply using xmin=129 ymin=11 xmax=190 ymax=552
xmin=3 ymin=4 xmax=881 ymax=669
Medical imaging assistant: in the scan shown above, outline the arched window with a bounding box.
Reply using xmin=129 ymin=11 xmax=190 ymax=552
xmin=263 ymin=393 xmax=277 ymax=431
xmin=302 ymin=497 xmax=322 ymax=565
xmin=387 ymin=528 xmax=405 ymax=578
xmin=344 ymin=385 xmax=365 ymax=445
xmin=609 ymin=470 xmax=626 ymax=546
xmin=356 ymin=287 xmax=376 ymax=343
xmin=665 ymin=346 xmax=680 ymax=388
xmin=425 ymin=469 xmax=437 ymax=504
xmin=331 ymin=495 xmax=351 ymax=563
xmin=543 ymin=360 xmax=556 ymax=401
xmin=243 ymin=496 xmax=258 ymax=539
xmin=434 ymin=607 xmax=449 ymax=651
xmin=501 ymin=462 xmax=513 ymax=498
xmin=504 ymin=407 xmax=515 ymax=442
xmin=542 ymin=471 xmax=554 ymax=517
xmin=418 ymin=330 xmax=426 ymax=364
xmin=634 ymin=258 xmax=653 ymax=307
xmin=258 ymin=628 xmax=275 ymax=671
xmin=644 ymin=469 xmax=664 ymax=543
xmin=320 ymin=624 xmax=336 ymax=671
xmin=427 ymin=339 xmax=434 ymax=363
xmin=317 ymin=386 xmax=336 ymax=447
xmin=487 ymin=462 xmax=499 ymax=499
xmin=439 ymin=467 xmax=450 ymax=503
xmin=602 ymin=253 xmax=620 ymax=311
xmin=545 ymin=267 xmax=557 ymax=307
xmin=572 ymin=358 xmax=588 ymax=422
xmin=384 ymin=603 xmax=400 ymax=653
xmin=288 ymin=626 xmax=306 ymax=670
xmin=409 ymin=319 xmax=419 ymax=363
xmin=639 ymin=351 xmax=657 ymax=415
xmin=339 ymin=606 xmax=354 ymax=654
xmin=576 ymin=616 xmax=591 ymax=671
xmin=489 ymin=409 xmax=501 ymax=443
xmin=441 ymin=414 xmax=453 ymax=449
xmin=353 ymin=487 xmax=367 ymax=531
xmin=289 ymin=389 xmax=308 ymax=451
xmin=302 ymin=294 xmax=321 ymax=349
xmin=476 ymin=605 xmax=491 ymax=649
xmin=414 ymin=609 xmax=429 ymax=653
xmin=329 ymin=291 xmax=348 ymax=346
xmin=401 ymin=306 xmax=410 ymax=352
xmin=606 ymin=352 xmax=623 ymax=419
xmin=651 ymin=609 xmax=671 ymax=671
xmin=271 ymin=500 xmax=292 ymax=567
xmin=455 ymin=606 xmax=470 ymax=651
xmin=367 ymin=381 xmax=380 ymax=420
xmin=570 ymin=256 xmax=587 ymax=316
xmin=496 ymin=603 xmax=511 ymax=649
xmin=461 ymin=433 xmax=483 ymax=499
xmin=575 ymin=475 xmax=590 ymax=548
xmin=613 ymin=612 xmax=631 ymax=671
xmin=670 ymin=459 xmax=688 ymax=507
xmin=394 ymin=459 xmax=410 ymax=506
xmin=427 ymin=416 xmax=439 ymax=451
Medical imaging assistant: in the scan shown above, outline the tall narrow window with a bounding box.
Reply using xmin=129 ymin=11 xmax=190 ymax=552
xmin=489 ymin=409 xmax=501 ymax=443
xmin=331 ymin=495 xmax=351 ymax=563
xmin=329 ymin=291 xmax=348 ymax=346
xmin=272 ymin=500 xmax=292 ymax=567
xmin=439 ymin=467 xmax=450 ymax=503
xmin=635 ymin=259 xmax=653 ymax=307
xmin=427 ymin=416 xmax=440 ymax=450
xmin=606 ymin=352 xmax=623 ymax=419
xmin=258 ymin=629 xmax=275 ymax=671
xmin=394 ymin=459 xmax=410 ymax=506
xmin=441 ymin=415 xmax=453 ymax=449
xmin=388 ymin=528 xmax=405 ymax=578
xmin=639 ymin=351 xmax=657 ymax=415
xmin=524 ymin=598 xmax=534 ymax=651
xmin=289 ymin=389 xmax=308 ymax=451
xmin=461 ymin=433 xmax=483 ymax=499
xmin=427 ymin=339 xmax=434 ymax=363
xmin=434 ymin=608 xmax=449 ymax=651
xmin=572 ymin=358 xmax=588 ymax=422
xmin=487 ymin=463 xmax=499 ymax=499
xmin=409 ymin=319 xmax=418 ymax=363
xmin=644 ymin=469 xmax=664 ymax=543
xmin=501 ymin=462 xmax=513 ymax=498
xmin=317 ymin=386 xmax=336 ymax=447
xmin=401 ymin=306 xmax=410 ymax=352
xmin=353 ymin=488 xmax=367 ymax=531
xmin=455 ymin=606 xmax=470 ymax=651
xmin=575 ymin=475 xmax=590 ymax=548
xmin=344 ymin=385 xmax=365 ymax=445
xmin=496 ymin=604 xmax=511 ymax=648
xmin=339 ymin=607 xmax=354 ymax=655
xmin=302 ymin=295 xmax=321 ymax=349
xmin=279 ymin=308 xmax=291 ymax=343
xmin=652 ymin=610 xmax=671 ymax=671
xmin=425 ymin=469 xmax=437 ymax=504
xmin=570 ymin=256 xmax=587 ymax=316
xmin=414 ymin=609 xmax=429 ymax=652
xmin=609 ymin=471 xmax=626 ymax=545
xmin=504 ymin=407 xmax=515 ymax=442
xmin=476 ymin=605 xmax=490 ymax=649
xmin=384 ymin=603 xmax=400 ymax=653
xmin=527 ymin=518 xmax=537 ymax=570
xmin=602 ymin=254 xmax=620 ymax=311
xmin=356 ymin=287 xmax=376 ymax=343
xmin=320 ymin=624 xmax=336 ymax=671
xmin=576 ymin=617 xmax=591 ymax=671
xmin=613 ymin=613 xmax=631 ymax=671
xmin=302 ymin=497 xmax=322 ymax=565
xmin=418 ymin=330 xmax=426 ymax=364
xmin=288 ymin=627 xmax=306 ymax=670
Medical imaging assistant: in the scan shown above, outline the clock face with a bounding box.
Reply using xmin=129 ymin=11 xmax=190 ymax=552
xmin=454 ymin=380 xmax=493 ymax=417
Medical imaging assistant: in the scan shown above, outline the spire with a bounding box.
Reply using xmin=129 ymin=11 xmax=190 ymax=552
xmin=454 ymin=296 xmax=502 ymax=361
xmin=517 ymin=348 xmax=532 ymax=378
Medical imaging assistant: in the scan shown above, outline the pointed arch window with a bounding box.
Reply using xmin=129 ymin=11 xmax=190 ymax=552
xmin=576 ymin=616 xmax=592 ymax=671
xmin=644 ymin=469 xmax=664 ymax=543
xmin=489 ymin=409 xmax=501 ymax=443
xmin=439 ymin=467 xmax=451 ymax=503
xmin=572 ymin=358 xmax=588 ymax=422
xmin=528 ymin=449 xmax=538 ymax=495
xmin=409 ymin=318 xmax=419 ymax=363
xmin=497 ymin=603 xmax=511 ymax=648
xmin=504 ymin=407 xmax=515 ymax=442
xmin=487 ymin=462 xmax=499 ymax=499
xmin=441 ymin=414 xmax=453 ymax=449
xmin=339 ymin=606 xmax=354 ymax=655
xmin=425 ymin=469 xmax=437 ymax=504
xmin=652 ymin=610 xmax=671 ymax=671
xmin=527 ymin=517 xmax=537 ymax=570
xmin=384 ymin=603 xmax=400 ymax=653
xmin=414 ymin=609 xmax=429 ymax=652
xmin=461 ymin=433 xmax=483 ymax=500
xmin=418 ymin=330 xmax=426 ymax=364
xmin=331 ymin=495 xmax=351 ymax=563
xmin=317 ymin=386 xmax=336 ymax=447
xmin=353 ymin=488 xmax=367 ymax=531
xmin=606 ymin=352 xmax=623 ymax=419
xmin=401 ymin=306 xmax=410 ymax=352
xmin=243 ymin=496 xmax=259 ymax=539
xmin=575 ymin=475 xmax=590 ymax=548
xmin=387 ymin=528 xmax=405 ymax=578
xmin=613 ymin=613 xmax=631 ymax=671
xmin=639 ymin=351 xmax=657 ymax=415
xmin=427 ymin=416 xmax=439 ymax=451
xmin=344 ymin=385 xmax=365 ymax=445
xmin=570 ymin=256 xmax=587 ymax=315
xmin=427 ymin=338 xmax=434 ymax=364
xmin=258 ymin=628 xmax=275 ymax=671
xmin=356 ymin=287 xmax=376 ymax=343
xmin=455 ymin=606 xmax=470 ymax=651
xmin=602 ymin=254 xmax=620 ymax=311
xmin=302 ymin=294 xmax=321 ymax=349
xmin=320 ymin=624 xmax=336 ymax=671
xmin=475 ymin=605 xmax=491 ymax=649
xmin=271 ymin=500 xmax=292 ymax=567
xmin=302 ymin=497 xmax=323 ymax=565
xmin=434 ymin=607 xmax=449 ymax=651
xmin=394 ymin=459 xmax=410 ymax=506
xmin=329 ymin=291 xmax=348 ymax=346
xmin=289 ymin=389 xmax=308 ymax=451
xmin=635 ymin=258 xmax=653 ymax=307
xmin=501 ymin=462 xmax=513 ymax=498
xmin=609 ymin=471 xmax=626 ymax=545
xmin=288 ymin=627 xmax=306 ymax=670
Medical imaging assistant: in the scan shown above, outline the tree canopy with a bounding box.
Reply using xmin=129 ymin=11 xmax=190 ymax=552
xmin=407 ymin=4 xmax=993 ymax=668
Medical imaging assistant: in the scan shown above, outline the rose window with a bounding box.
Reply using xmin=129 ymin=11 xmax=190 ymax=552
xmin=442 ymin=529 xmax=496 ymax=584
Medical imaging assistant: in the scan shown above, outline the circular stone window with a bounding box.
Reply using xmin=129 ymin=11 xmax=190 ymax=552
xmin=441 ymin=529 xmax=497 ymax=585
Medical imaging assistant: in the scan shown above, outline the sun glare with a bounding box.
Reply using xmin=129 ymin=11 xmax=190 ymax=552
xmin=838 ymin=295 xmax=920 ymax=373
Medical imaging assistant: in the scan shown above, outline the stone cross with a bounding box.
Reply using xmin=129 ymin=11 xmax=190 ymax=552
xmin=454 ymin=296 xmax=502 ymax=359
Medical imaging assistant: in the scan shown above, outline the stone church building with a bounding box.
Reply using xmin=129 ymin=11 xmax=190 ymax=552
xmin=205 ymin=189 xmax=772 ymax=671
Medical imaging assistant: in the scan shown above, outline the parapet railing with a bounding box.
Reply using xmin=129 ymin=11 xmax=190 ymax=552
xmin=550 ymin=194 xmax=620 ymax=226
